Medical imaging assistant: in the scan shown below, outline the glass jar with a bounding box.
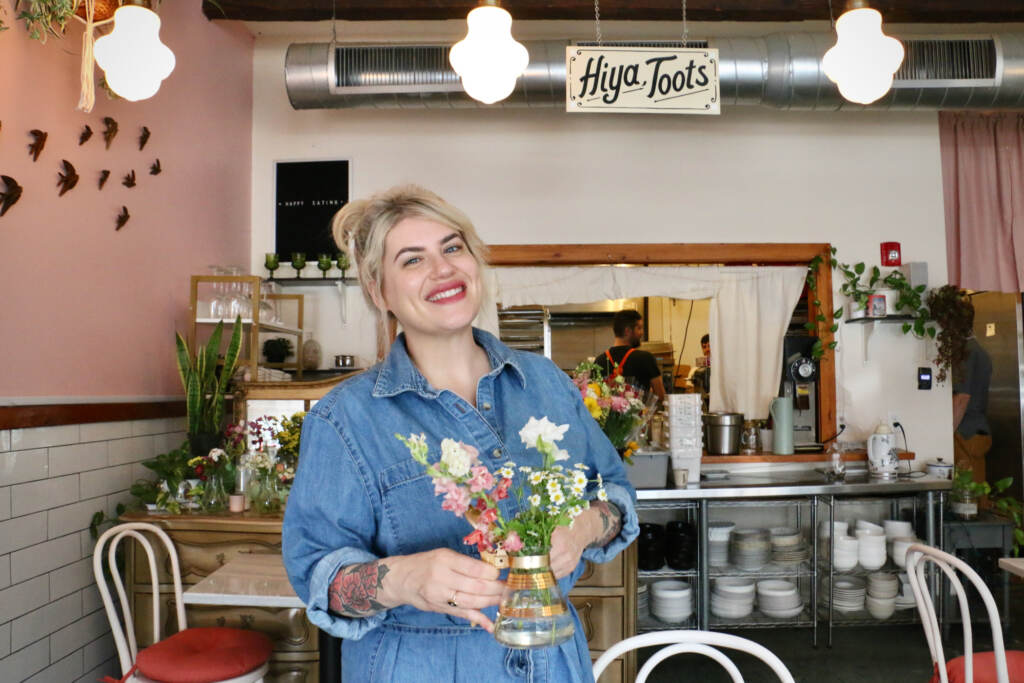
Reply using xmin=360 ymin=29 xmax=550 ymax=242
xmin=248 ymin=469 xmax=282 ymax=515
xmin=493 ymin=554 xmax=575 ymax=649
xmin=951 ymin=490 xmax=978 ymax=520
xmin=739 ymin=420 xmax=761 ymax=454
xmin=302 ymin=332 xmax=322 ymax=370
xmin=199 ymin=472 xmax=229 ymax=513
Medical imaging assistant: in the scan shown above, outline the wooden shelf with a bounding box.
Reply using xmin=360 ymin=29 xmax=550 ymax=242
xmin=266 ymin=277 xmax=356 ymax=287
xmin=844 ymin=314 xmax=913 ymax=325
xmin=195 ymin=317 xmax=302 ymax=335
xmin=701 ymin=449 xmax=915 ymax=464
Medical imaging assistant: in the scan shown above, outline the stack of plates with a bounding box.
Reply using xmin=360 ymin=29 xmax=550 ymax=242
xmin=708 ymin=521 xmax=735 ymax=567
xmin=770 ymin=527 xmax=809 ymax=566
xmin=824 ymin=576 xmax=866 ymax=612
xmin=856 ymin=528 xmax=887 ymax=570
xmin=757 ymin=579 xmax=804 ymax=619
xmin=730 ymin=528 xmax=771 ymax=571
xmin=711 ymin=578 xmax=755 ymax=619
xmin=817 ymin=521 xmax=849 ymax=561
xmin=651 ymin=580 xmax=693 ymax=624
xmin=866 ymin=572 xmax=899 ymax=619
xmin=637 ymin=583 xmax=649 ymax=618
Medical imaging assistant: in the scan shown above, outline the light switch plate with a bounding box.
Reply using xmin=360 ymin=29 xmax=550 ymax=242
xmin=986 ymin=323 xmax=996 ymax=337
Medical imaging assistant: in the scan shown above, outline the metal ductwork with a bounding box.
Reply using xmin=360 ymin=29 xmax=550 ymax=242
xmin=285 ymin=33 xmax=1024 ymax=110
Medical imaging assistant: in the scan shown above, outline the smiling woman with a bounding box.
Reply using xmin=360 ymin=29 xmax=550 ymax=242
xmin=281 ymin=184 xmax=639 ymax=682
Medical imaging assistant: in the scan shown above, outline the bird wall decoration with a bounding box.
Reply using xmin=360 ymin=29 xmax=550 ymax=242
xmin=122 ymin=170 xmax=136 ymax=188
xmin=98 ymin=169 xmax=111 ymax=189
xmin=102 ymin=117 xmax=118 ymax=149
xmin=0 ymin=175 xmax=23 ymax=216
xmin=79 ymin=125 xmax=93 ymax=145
xmin=115 ymin=206 xmax=130 ymax=230
xmin=28 ymin=130 xmax=47 ymax=161
xmin=150 ymin=159 xmax=161 ymax=175
xmin=57 ymin=160 xmax=79 ymax=196
xmin=139 ymin=126 xmax=151 ymax=151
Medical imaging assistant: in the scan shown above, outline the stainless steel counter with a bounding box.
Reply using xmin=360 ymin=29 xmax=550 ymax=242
xmin=636 ymin=470 xmax=952 ymax=501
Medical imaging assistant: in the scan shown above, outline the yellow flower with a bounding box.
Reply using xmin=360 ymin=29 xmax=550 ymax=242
xmin=583 ymin=396 xmax=602 ymax=420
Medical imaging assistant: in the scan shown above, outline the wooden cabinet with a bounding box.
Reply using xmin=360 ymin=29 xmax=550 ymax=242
xmin=570 ymin=543 xmax=636 ymax=681
xmin=121 ymin=512 xmax=319 ymax=683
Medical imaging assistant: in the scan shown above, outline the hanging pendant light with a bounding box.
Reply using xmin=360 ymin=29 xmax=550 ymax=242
xmin=449 ymin=0 xmax=529 ymax=105
xmin=94 ymin=1 xmax=175 ymax=102
xmin=822 ymin=0 xmax=904 ymax=105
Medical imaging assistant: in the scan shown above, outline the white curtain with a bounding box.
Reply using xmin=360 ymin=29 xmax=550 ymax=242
xmin=708 ymin=267 xmax=807 ymax=420
xmin=491 ymin=265 xmax=806 ymax=420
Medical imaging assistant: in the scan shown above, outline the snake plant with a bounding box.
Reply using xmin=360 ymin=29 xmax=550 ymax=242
xmin=175 ymin=316 xmax=242 ymax=437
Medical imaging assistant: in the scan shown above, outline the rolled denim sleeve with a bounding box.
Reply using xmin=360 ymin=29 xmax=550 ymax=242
xmin=559 ymin=373 xmax=639 ymax=564
xmin=282 ymin=410 xmax=387 ymax=640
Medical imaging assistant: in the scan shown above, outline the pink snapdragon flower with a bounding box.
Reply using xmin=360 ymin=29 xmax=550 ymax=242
xmin=467 ymin=465 xmax=495 ymax=493
xmin=503 ymin=531 xmax=524 ymax=553
xmin=441 ymin=485 xmax=471 ymax=517
xmin=609 ymin=396 xmax=630 ymax=413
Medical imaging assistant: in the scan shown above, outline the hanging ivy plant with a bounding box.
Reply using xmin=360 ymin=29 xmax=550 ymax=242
xmin=804 ymin=248 xmax=842 ymax=359
xmin=926 ymin=284 xmax=973 ymax=384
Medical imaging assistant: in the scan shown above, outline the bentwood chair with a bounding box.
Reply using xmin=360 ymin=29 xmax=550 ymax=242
xmin=593 ymin=630 xmax=797 ymax=682
xmin=906 ymin=543 xmax=1024 ymax=683
xmin=94 ymin=522 xmax=273 ymax=683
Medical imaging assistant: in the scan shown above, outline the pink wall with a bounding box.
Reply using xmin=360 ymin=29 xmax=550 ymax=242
xmin=0 ymin=3 xmax=253 ymax=399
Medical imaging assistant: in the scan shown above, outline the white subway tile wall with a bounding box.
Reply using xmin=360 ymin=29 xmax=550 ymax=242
xmin=0 ymin=417 xmax=185 ymax=682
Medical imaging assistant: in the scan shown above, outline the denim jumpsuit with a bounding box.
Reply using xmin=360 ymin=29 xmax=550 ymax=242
xmin=282 ymin=329 xmax=639 ymax=682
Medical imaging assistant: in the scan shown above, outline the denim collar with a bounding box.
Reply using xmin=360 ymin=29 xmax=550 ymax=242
xmin=372 ymin=328 xmax=527 ymax=398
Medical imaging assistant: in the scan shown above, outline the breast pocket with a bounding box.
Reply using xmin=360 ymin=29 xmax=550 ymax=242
xmin=379 ymin=459 xmax=465 ymax=556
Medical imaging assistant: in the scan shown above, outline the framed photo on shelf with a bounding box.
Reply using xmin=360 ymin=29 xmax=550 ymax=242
xmin=274 ymin=159 xmax=350 ymax=261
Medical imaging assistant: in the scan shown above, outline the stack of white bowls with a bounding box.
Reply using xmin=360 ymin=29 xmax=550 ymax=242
xmin=890 ymin=536 xmax=917 ymax=568
xmin=818 ymin=521 xmax=849 ymax=560
xmin=832 ymin=535 xmax=859 ymax=571
xmin=650 ymin=580 xmax=692 ymax=624
xmin=708 ymin=521 xmax=735 ymax=567
xmin=637 ymin=583 xmax=649 ymax=618
xmin=866 ymin=572 xmax=899 ymax=619
xmin=883 ymin=520 xmax=915 ymax=558
xmin=823 ymin=575 xmax=866 ymax=612
xmin=856 ymin=528 xmax=887 ymax=570
xmin=668 ymin=394 xmax=703 ymax=456
xmin=769 ymin=527 xmax=809 ymax=566
xmin=729 ymin=528 xmax=771 ymax=571
xmin=756 ymin=580 xmax=804 ymax=618
xmin=712 ymin=578 xmax=755 ymax=619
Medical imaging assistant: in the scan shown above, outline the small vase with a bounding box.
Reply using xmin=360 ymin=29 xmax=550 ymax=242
xmin=302 ymin=332 xmax=322 ymax=370
xmin=200 ymin=472 xmax=229 ymax=513
xmin=493 ymin=554 xmax=575 ymax=649
xmin=249 ymin=470 xmax=282 ymax=515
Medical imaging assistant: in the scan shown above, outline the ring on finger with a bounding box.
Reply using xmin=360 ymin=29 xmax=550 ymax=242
xmin=446 ymin=590 xmax=459 ymax=608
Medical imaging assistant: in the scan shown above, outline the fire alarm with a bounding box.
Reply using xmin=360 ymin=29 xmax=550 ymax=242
xmin=881 ymin=242 xmax=902 ymax=266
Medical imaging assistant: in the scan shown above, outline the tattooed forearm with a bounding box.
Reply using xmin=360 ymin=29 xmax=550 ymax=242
xmin=588 ymin=501 xmax=622 ymax=549
xmin=328 ymin=561 xmax=391 ymax=617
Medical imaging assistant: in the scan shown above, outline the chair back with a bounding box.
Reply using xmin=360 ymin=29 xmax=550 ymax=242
xmin=592 ymin=629 xmax=796 ymax=683
xmin=905 ymin=542 xmax=1010 ymax=683
xmin=93 ymin=522 xmax=188 ymax=677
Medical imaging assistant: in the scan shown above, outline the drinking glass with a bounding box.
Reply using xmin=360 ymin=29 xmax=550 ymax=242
xmin=258 ymin=281 xmax=279 ymax=324
xmin=336 ymin=252 xmax=350 ymax=278
xmin=225 ymin=266 xmax=252 ymax=319
xmin=291 ymin=252 xmax=307 ymax=279
xmin=264 ymin=253 xmax=280 ymax=280
xmin=208 ymin=265 xmax=230 ymax=319
xmin=317 ymin=253 xmax=333 ymax=278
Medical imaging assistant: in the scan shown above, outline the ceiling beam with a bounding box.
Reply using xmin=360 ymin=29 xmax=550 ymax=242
xmin=202 ymin=0 xmax=1024 ymax=24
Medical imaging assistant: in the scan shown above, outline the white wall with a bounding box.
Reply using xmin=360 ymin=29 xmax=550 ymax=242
xmin=249 ymin=22 xmax=952 ymax=462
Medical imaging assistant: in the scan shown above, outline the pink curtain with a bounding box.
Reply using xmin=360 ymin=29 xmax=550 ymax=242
xmin=939 ymin=112 xmax=1024 ymax=293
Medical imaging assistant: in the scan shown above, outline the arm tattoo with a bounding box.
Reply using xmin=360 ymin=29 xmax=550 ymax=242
xmin=588 ymin=501 xmax=623 ymax=549
xmin=328 ymin=561 xmax=390 ymax=617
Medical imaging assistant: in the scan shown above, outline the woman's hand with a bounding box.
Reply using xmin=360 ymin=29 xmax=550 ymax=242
xmin=382 ymin=548 xmax=505 ymax=631
xmin=549 ymin=501 xmax=623 ymax=579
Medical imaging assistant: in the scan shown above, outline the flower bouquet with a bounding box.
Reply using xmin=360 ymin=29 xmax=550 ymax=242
xmin=187 ymin=447 xmax=234 ymax=512
xmin=570 ymin=360 xmax=658 ymax=463
xmin=398 ymin=417 xmax=607 ymax=649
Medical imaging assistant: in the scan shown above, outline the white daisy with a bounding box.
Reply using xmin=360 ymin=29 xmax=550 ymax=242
xmin=529 ymin=494 xmax=542 ymax=507
xmin=597 ymin=488 xmax=608 ymax=501
xmin=529 ymin=471 xmax=545 ymax=486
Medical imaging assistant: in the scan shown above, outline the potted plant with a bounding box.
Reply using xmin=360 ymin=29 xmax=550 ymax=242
xmin=175 ymin=316 xmax=243 ymax=458
xmin=926 ymin=284 xmax=974 ymax=384
xmin=263 ymin=337 xmax=293 ymax=363
xmin=131 ymin=440 xmax=193 ymax=514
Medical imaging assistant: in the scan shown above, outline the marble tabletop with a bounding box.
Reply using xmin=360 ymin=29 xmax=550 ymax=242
xmin=998 ymin=557 xmax=1024 ymax=578
xmin=183 ymin=552 xmax=305 ymax=608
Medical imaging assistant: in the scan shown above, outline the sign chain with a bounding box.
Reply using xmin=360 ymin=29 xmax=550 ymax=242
xmin=594 ymin=0 xmax=602 ymax=46
xmin=681 ymin=0 xmax=689 ymax=45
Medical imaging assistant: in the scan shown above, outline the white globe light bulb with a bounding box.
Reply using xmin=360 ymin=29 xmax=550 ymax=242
xmin=94 ymin=5 xmax=176 ymax=102
xmin=822 ymin=7 xmax=904 ymax=105
xmin=449 ymin=5 xmax=529 ymax=105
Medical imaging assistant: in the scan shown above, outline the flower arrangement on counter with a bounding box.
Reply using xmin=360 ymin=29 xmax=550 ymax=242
xmin=398 ymin=417 xmax=606 ymax=558
xmin=570 ymin=360 xmax=657 ymax=464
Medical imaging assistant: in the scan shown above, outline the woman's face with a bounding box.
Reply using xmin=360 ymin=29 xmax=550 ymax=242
xmin=375 ymin=216 xmax=482 ymax=339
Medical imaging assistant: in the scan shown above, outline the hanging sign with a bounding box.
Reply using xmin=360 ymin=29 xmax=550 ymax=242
xmin=565 ymin=46 xmax=719 ymax=115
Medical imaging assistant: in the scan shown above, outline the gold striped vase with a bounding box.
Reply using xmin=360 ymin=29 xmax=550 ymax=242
xmin=493 ymin=554 xmax=575 ymax=649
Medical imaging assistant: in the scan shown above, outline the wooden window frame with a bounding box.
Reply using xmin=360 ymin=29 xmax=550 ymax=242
xmin=488 ymin=243 xmax=837 ymax=450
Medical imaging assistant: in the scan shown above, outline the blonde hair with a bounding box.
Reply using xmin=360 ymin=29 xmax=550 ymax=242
xmin=331 ymin=185 xmax=490 ymax=359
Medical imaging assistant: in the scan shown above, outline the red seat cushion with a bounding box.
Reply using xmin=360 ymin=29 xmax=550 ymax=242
xmin=929 ymin=650 xmax=1024 ymax=683
xmin=135 ymin=627 xmax=272 ymax=683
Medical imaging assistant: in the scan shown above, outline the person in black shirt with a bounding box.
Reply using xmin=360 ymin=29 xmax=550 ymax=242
xmin=594 ymin=310 xmax=666 ymax=402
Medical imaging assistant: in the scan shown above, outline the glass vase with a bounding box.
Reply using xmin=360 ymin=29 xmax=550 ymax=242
xmin=249 ymin=470 xmax=282 ymax=515
xmin=199 ymin=472 xmax=229 ymax=513
xmin=493 ymin=554 xmax=575 ymax=649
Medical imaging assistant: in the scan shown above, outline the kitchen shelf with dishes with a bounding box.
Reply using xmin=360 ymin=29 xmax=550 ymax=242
xmin=188 ymin=274 xmax=305 ymax=380
xmin=266 ymin=276 xmax=358 ymax=287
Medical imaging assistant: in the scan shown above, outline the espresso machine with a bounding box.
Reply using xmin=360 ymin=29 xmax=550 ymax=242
xmin=780 ymin=335 xmax=820 ymax=450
